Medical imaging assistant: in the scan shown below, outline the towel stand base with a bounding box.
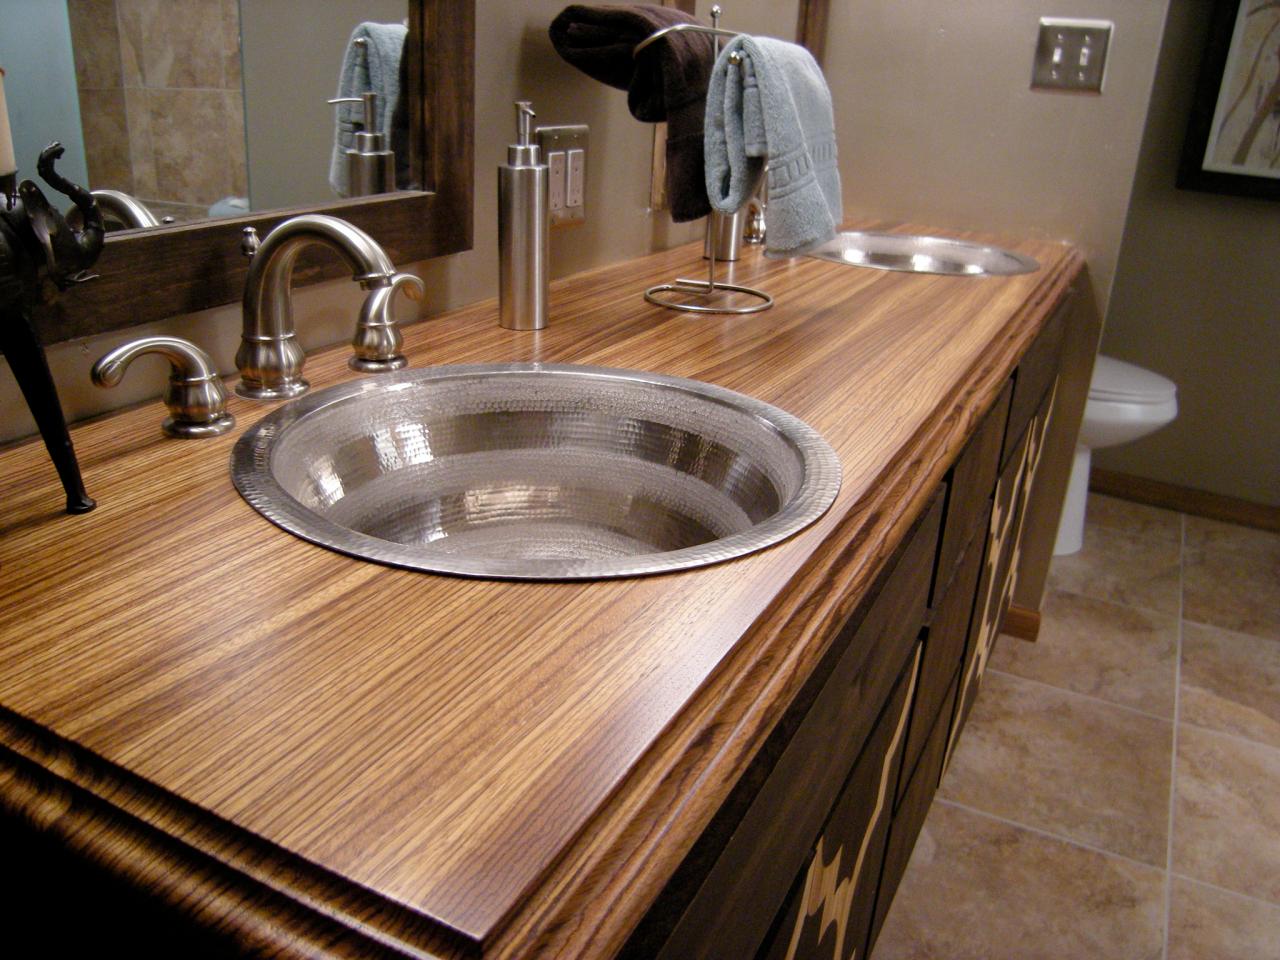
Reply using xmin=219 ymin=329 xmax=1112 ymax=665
xmin=643 ymin=278 xmax=773 ymax=315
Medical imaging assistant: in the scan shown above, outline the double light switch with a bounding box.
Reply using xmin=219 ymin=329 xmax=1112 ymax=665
xmin=1031 ymin=17 xmax=1112 ymax=94
xmin=536 ymin=125 xmax=588 ymax=226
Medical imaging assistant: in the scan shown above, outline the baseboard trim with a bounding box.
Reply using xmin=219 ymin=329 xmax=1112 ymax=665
xmin=1089 ymin=469 xmax=1280 ymax=533
xmin=1001 ymin=605 xmax=1041 ymax=642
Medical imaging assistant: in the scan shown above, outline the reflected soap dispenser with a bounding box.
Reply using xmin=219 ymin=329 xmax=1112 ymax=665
xmin=328 ymin=90 xmax=395 ymax=197
xmin=498 ymin=101 xmax=549 ymax=330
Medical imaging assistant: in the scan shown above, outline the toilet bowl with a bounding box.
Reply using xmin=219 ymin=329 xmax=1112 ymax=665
xmin=1054 ymin=355 xmax=1177 ymax=555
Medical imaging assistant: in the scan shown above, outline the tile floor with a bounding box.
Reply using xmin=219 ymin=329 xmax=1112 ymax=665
xmin=873 ymin=494 xmax=1280 ymax=960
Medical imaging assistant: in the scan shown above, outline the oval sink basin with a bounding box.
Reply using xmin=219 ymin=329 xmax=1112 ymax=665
xmin=231 ymin=364 xmax=841 ymax=580
xmin=806 ymin=231 xmax=1038 ymax=277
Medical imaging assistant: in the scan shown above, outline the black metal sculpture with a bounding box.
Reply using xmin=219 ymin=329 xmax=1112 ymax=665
xmin=0 ymin=142 xmax=104 ymax=513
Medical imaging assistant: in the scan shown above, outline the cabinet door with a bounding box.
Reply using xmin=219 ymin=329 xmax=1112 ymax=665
xmin=756 ymin=647 xmax=921 ymax=960
xmin=930 ymin=382 xmax=1010 ymax=609
xmin=868 ymin=667 xmax=961 ymax=953
xmin=945 ymin=379 xmax=1056 ymax=767
xmin=898 ymin=500 xmax=988 ymax=806
xmin=628 ymin=497 xmax=942 ymax=960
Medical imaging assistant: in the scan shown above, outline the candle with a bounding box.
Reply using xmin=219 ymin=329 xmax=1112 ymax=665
xmin=0 ymin=67 xmax=15 ymax=176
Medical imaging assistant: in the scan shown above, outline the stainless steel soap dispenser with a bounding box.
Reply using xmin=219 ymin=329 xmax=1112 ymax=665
xmin=498 ymin=101 xmax=549 ymax=330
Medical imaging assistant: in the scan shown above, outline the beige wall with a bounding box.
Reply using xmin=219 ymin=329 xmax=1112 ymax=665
xmin=1093 ymin=3 xmax=1280 ymax=507
xmin=823 ymin=0 xmax=1169 ymax=314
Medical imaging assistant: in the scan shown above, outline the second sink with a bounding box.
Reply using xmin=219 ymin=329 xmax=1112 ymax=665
xmin=231 ymin=364 xmax=841 ymax=580
xmin=805 ymin=231 xmax=1039 ymax=277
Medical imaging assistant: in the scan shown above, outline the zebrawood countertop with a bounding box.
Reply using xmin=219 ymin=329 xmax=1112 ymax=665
xmin=0 ymin=226 xmax=1082 ymax=959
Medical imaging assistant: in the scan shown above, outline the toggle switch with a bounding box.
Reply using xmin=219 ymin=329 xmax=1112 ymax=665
xmin=548 ymin=151 xmax=567 ymax=214
xmin=567 ymin=148 xmax=585 ymax=208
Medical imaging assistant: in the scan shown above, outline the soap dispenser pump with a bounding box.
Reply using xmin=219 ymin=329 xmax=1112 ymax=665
xmin=328 ymin=89 xmax=395 ymax=197
xmin=498 ymin=101 xmax=549 ymax=330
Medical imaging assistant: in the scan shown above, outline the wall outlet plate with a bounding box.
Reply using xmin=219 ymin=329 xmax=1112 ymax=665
xmin=536 ymin=125 xmax=588 ymax=226
xmin=1031 ymin=17 xmax=1112 ymax=94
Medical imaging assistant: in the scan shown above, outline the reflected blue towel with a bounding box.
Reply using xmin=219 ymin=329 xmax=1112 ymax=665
xmin=329 ymin=22 xmax=408 ymax=196
xmin=704 ymin=36 xmax=841 ymax=255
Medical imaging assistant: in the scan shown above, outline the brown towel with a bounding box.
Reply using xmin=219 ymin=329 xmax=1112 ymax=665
xmin=549 ymin=4 xmax=714 ymax=222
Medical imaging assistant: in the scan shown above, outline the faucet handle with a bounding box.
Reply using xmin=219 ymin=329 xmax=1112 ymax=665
xmin=92 ymin=337 xmax=235 ymax=439
xmin=240 ymin=226 xmax=260 ymax=258
xmin=350 ymin=272 xmax=424 ymax=373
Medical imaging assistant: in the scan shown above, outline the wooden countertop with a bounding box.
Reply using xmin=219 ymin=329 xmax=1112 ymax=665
xmin=0 ymin=227 xmax=1082 ymax=958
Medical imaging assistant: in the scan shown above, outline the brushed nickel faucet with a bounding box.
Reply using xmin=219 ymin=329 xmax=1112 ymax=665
xmin=235 ymin=214 xmax=400 ymax=399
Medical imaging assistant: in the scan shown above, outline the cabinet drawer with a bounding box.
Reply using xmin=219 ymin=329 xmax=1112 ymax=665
xmin=755 ymin=648 xmax=920 ymax=960
xmin=930 ymin=381 xmax=1010 ymax=609
xmin=630 ymin=494 xmax=943 ymax=960
xmin=1004 ymin=300 xmax=1066 ymax=470
xmin=948 ymin=381 xmax=1056 ymax=767
xmin=899 ymin=499 xmax=988 ymax=808
xmin=869 ymin=666 xmax=961 ymax=953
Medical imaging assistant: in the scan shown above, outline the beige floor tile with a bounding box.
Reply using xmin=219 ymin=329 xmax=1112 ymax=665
xmin=1048 ymin=524 xmax=1181 ymax=615
xmin=939 ymin=671 xmax=1172 ymax=864
xmin=1085 ymin=493 xmax=1182 ymax=542
xmin=1182 ymin=621 xmax=1280 ymax=750
xmin=1167 ymin=877 xmax=1280 ymax=960
xmin=872 ymin=802 xmax=1164 ymax=960
xmin=1183 ymin=538 xmax=1280 ymax=641
xmin=1184 ymin=515 xmax=1280 ymax=565
xmin=1173 ymin=724 xmax=1280 ymax=905
xmin=990 ymin=589 xmax=1177 ymax=717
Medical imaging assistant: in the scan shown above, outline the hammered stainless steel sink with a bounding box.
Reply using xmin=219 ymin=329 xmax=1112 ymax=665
xmin=805 ymin=231 xmax=1039 ymax=277
xmin=231 ymin=363 xmax=841 ymax=580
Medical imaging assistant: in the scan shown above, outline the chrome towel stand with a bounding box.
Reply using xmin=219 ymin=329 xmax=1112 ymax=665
xmin=636 ymin=5 xmax=773 ymax=315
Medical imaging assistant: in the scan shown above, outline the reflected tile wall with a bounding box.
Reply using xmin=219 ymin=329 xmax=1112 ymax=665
xmin=68 ymin=0 xmax=245 ymax=215
xmin=68 ymin=0 xmax=131 ymax=194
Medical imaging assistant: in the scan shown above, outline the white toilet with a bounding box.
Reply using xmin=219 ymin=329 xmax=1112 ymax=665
xmin=1054 ymin=355 xmax=1178 ymax=555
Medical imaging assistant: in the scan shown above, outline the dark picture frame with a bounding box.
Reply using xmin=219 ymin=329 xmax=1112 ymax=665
xmin=1178 ymin=0 xmax=1280 ymax=201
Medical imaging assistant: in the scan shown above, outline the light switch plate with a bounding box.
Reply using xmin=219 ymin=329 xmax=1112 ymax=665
xmin=535 ymin=124 xmax=588 ymax=226
xmin=1032 ymin=17 xmax=1112 ymax=93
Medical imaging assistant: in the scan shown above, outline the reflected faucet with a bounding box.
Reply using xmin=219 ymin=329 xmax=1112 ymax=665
xmin=93 ymin=189 xmax=163 ymax=229
xmin=67 ymin=189 xmax=163 ymax=231
xmin=235 ymin=214 xmax=397 ymax=399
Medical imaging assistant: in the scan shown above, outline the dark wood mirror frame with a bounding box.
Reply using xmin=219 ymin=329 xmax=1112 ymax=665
xmin=36 ymin=0 xmax=474 ymax=346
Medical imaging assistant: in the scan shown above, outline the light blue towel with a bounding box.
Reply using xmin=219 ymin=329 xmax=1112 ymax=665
xmin=329 ymin=22 xmax=408 ymax=197
xmin=704 ymin=36 xmax=841 ymax=255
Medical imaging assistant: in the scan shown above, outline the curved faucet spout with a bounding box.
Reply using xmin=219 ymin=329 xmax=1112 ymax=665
xmin=236 ymin=214 xmax=397 ymax=400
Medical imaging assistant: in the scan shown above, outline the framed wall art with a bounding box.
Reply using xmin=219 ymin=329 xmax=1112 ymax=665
xmin=1178 ymin=0 xmax=1280 ymax=200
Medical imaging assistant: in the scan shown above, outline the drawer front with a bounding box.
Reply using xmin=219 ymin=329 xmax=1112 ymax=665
xmin=898 ymin=499 xmax=989 ymax=808
xmin=1004 ymin=300 xmax=1067 ymax=470
xmin=639 ymin=495 xmax=943 ymax=960
xmin=946 ymin=380 xmax=1056 ymax=769
xmin=756 ymin=646 xmax=920 ymax=960
xmin=931 ymin=380 xmax=1011 ymax=609
xmin=868 ymin=666 xmax=961 ymax=953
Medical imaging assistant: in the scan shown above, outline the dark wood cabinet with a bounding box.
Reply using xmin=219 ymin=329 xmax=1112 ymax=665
xmin=627 ymin=497 xmax=943 ymax=960
xmin=869 ymin=667 xmax=959 ymax=952
xmin=947 ymin=368 xmax=1059 ymax=764
xmin=632 ymin=303 xmax=1072 ymax=960
xmin=756 ymin=648 xmax=920 ymax=960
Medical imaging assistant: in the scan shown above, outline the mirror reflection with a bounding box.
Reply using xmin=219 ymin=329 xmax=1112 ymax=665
xmin=1 ymin=0 xmax=410 ymax=234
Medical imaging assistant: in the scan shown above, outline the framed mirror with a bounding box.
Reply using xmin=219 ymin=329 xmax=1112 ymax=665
xmin=22 ymin=0 xmax=473 ymax=345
